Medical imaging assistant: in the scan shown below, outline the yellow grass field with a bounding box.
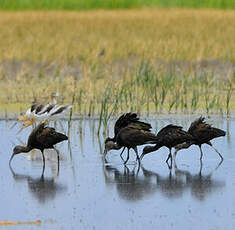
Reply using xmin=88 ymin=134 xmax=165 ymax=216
xmin=0 ymin=9 xmax=235 ymax=62
xmin=0 ymin=9 xmax=234 ymax=116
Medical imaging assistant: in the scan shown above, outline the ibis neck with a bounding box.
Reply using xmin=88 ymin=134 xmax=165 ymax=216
xmin=19 ymin=145 xmax=33 ymax=153
xmin=105 ymin=137 xmax=116 ymax=143
xmin=112 ymin=143 xmax=122 ymax=150
xmin=147 ymin=144 xmax=161 ymax=153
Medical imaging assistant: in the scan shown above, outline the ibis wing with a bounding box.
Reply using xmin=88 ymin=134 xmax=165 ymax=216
xmin=114 ymin=113 xmax=138 ymax=136
xmin=162 ymin=129 xmax=192 ymax=146
xmin=27 ymin=122 xmax=46 ymax=146
xmin=192 ymin=125 xmax=225 ymax=143
xmin=120 ymin=126 xmax=157 ymax=146
xmin=129 ymin=121 xmax=152 ymax=132
xmin=157 ymin=124 xmax=183 ymax=137
xmin=114 ymin=113 xmax=151 ymax=137
xmin=36 ymin=127 xmax=67 ymax=147
xmin=188 ymin=116 xmax=205 ymax=133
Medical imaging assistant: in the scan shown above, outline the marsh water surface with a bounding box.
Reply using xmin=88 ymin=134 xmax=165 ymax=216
xmin=0 ymin=116 xmax=234 ymax=229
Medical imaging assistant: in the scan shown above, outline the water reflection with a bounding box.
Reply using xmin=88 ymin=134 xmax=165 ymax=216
xmin=103 ymin=160 xmax=225 ymax=202
xmin=1 ymin=118 xmax=233 ymax=230
xmin=103 ymin=162 xmax=158 ymax=202
xmin=141 ymin=165 xmax=184 ymax=199
xmin=174 ymin=161 xmax=225 ymax=201
xmin=9 ymin=166 xmax=67 ymax=203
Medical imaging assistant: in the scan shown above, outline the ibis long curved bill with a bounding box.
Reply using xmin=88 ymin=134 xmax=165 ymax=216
xmin=9 ymin=153 xmax=15 ymax=165
xmin=140 ymin=153 xmax=144 ymax=161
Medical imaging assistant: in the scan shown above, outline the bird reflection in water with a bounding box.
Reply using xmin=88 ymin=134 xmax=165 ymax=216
xmin=103 ymin=159 xmax=224 ymax=202
xmin=174 ymin=160 xmax=224 ymax=201
xmin=103 ymin=161 xmax=157 ymax=202
xmin=9 ymin=165 xmax=67 ymax=203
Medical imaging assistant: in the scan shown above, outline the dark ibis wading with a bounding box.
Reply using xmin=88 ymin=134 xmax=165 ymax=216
xmin=140 ymin=125 xmax=193 ymax=166
xmin=174 ymin=117 xmax=225 ymax=161
xmin=9 ymin=122 xmax=68 ymax=173
xmin=104 ymin=113 xmax=152 ymax=159
xmin=104 ymin=124 xmax=157 ymax=164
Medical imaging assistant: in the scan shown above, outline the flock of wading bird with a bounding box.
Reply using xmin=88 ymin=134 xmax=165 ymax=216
xmin=104 ymin=113 xmax=225 ymax=168
xmin=8 ymin=93 xmax=226 ymax=173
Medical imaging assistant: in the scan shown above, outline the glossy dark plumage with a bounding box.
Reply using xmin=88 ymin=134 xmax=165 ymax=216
xmin=104 ymin=124 xmax=157 ymax=164
xmin=105 ymin=112 xmax=152 ymax=143
xmin=27 ymin=122 xmax=68 ymax=150
xmin=188 ymin=117 xmax=225 ymax=145
xmin=10 ymin=122 xmax=68 ymax=173
xmin=117 ymin=124 xmax=157 ymax=148
xmin=105 ymin=113 xmax=152 ymax=158
xmin=175 ymin=117 xmax=225 ymax=160
xmin=140 ymin=124 xmax=193 ymax=165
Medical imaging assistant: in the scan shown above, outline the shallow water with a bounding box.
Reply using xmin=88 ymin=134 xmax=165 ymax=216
xmin=0 ymin=116 xmax=234 ymax=229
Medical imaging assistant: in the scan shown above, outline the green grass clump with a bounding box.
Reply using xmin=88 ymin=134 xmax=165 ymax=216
xmin=0 ymin=0 xmax=234 ymax=10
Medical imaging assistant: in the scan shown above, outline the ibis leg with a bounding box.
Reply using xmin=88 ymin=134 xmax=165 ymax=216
xmin=133 ymin=147 xmax=140 ymax=162
xmin=209 ymin=144 xmax=223 ymax=160
xmin=54 ymin=147 xmax=60 ymax=175
xmin=166 ymin=154 xmax=170 ymax=163
xmin=174 ymin=142 xmax=193 ymax=159
xmin=166 ymin=149 xmax=172 ymax=169
xmin=54 ymin=147 xmax=60 ymax=162
xmin=120 ymin=154 xmax=125 ymax=162
xmin=166 ymin=154 xmax=171 ymax=163
xmin=41 ymin=150 xmax=45 ymax=175
xmin=136 ymin=161 xmax=141 ymax=174
xmin=124 ymin=149 xmax=130 ymax=165
xmin=120 ymin=147 xmax=126 ymax=157
xmin=199 ymin=145 xmax=203 ymax=161
xmin=166 ymin=149 xmax=172 ymax=163
xmin=199 ymin=159 xmax=203 ymax=176
xmin=174 ymin=149 xmax=178 ymax=159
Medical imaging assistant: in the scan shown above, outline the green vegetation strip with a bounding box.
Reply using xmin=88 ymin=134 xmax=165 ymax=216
xmin=0 ymin=0 xmax=234 ymax=10
xmin=1 ymin=61 xmax=234 ymax=119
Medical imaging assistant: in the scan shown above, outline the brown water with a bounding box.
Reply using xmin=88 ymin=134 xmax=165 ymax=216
xmin=0 ymin=116 xmax=234 ymax=229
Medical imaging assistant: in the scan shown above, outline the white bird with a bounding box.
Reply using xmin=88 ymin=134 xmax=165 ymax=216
xmin=18 ymin=93 xmax=72 ymax=127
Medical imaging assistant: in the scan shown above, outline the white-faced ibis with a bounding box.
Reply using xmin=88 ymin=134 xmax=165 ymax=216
xmin=9 ymin=122 xmax=68 ymax=174
xmin=174 ymin=117 xmax=225 ymax=161
xmin=105 ymin=113 xmax=152 ymax=157
xmin=104 ymin=124 xmax=157 ymax=164
xmin=140 ymin=125 xmax=193 ymax=166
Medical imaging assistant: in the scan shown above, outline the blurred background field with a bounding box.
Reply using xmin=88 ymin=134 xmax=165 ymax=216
xmin=0 ymin=9 xmax=234 ymax=117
